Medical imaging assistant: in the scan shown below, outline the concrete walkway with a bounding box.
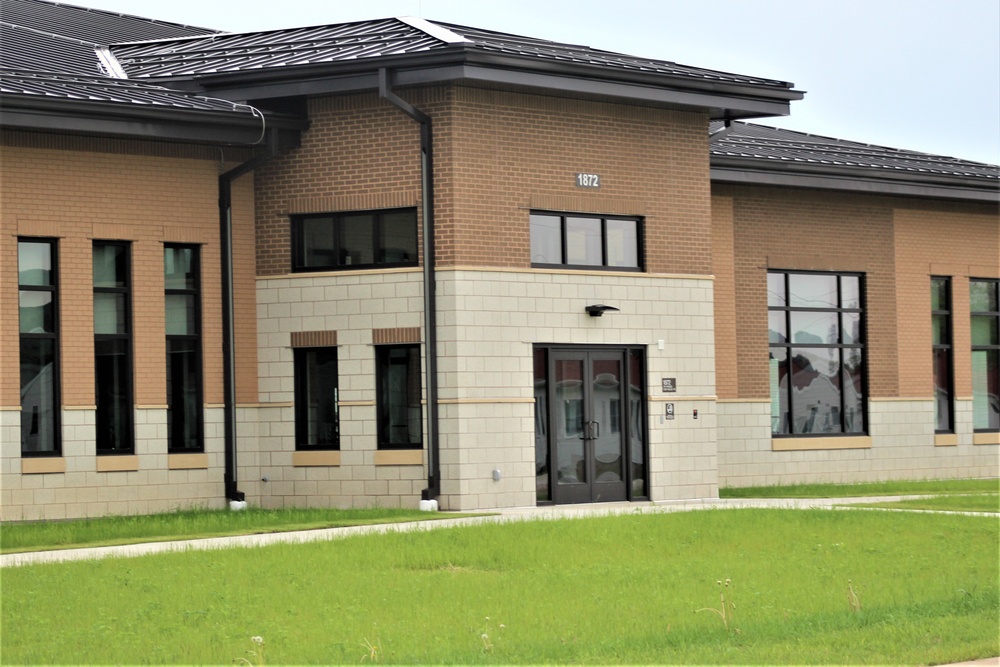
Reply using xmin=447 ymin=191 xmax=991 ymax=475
xmin=3 ymin=494 xmax=991 ymax=568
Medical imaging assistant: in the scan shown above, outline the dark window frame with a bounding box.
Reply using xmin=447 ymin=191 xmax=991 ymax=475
xmin=94 ymin=241 xmax=135 ymax=454
xmin=375 ymin=344 xmax=423 ymax=450
xmin=931 ymin=276 xmax=954 ymax=433
xmin=530 ymin=211 xmax=644 ymax=271
xmin=164 ymin=244 xmax=204 ymax=453
xmin=970 ymin=278 xmax=1000 ymax=432
xmin=294 ymin=346 xmax=340 ymax=450
xmin=18 ymin=238 xmax=61 ymax=457
xmin=768 ymin=270 xmax=868 ymax=437
xmin=291 ymin=207 xmax=418 ymax=273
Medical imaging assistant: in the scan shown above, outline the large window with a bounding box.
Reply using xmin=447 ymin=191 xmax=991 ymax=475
xmin=18 ymin=239 xmax=60 ymax=455
xmin=971 ymin=279 xmax=999 ymax=431
xmin=94 ymin=242 xmax=134 ymax=453
xmin=164 ymin=245 xmax=203 ymax=452
xmin=294 ymin=347 xmax=339 ymax=449
xmin=530 ymin=212 xmax=641 ymax=270
xmin=376 ymin=344 xmax=422 ymax=449
xmin=931 ymin=277 xmax=953 ymax=433
xmin=768 ymin=271 xmax=866 ymax=435
xmin=292 ymin=208 xmax=417 ymax=272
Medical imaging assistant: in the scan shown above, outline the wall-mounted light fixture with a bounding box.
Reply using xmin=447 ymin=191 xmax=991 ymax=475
xmin=585 ymin=304 xmax=620 ymax=317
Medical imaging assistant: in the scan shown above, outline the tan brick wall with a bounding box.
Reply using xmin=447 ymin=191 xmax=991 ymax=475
xmin=892 ymin=201 xmax=999 ymax=399
xmin=254 ymin=86 xmax=712 ymax=277
xmin=711 ymin=195 xmax=738 ymax=399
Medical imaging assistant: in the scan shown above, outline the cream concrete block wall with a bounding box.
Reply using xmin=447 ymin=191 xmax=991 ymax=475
xmin=253 ymin=271 xmax=427 ymax=510
xmin=436 ymin=269 xmax=718 ymax=510
xmin=717 ymin=399 xmax=999 ymax=488
xmin=1 ymin=407 xmax=227 ymax=520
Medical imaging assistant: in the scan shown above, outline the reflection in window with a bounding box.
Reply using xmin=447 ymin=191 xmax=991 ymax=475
xmin=18 ymin=239 xmax=60 ymax=455
xmin=530 ymin=212 xmax=641 ymax=270
xmin=94 ymin=242 xmax=134 ymax=453
xmin=971 ymin=279 xmax=999 ymax=431
xmin=292 ymin=208 xmax=417 ymax=272
xmin=294 ymin=347 xmax=339 ymax=449
xmin=769 ymin=271 xmax=866 ymax=435
xmin=165 ymin=245 xmax=203 ymax=452
xmin=376 ymin=345 xmax=422 ymax=449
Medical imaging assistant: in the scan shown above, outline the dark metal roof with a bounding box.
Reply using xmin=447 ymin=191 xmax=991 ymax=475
xmin=0 ymin=0 xmax=217 ymax=75
xmin=107 ymin=16 xmax=794 ymax=93
xmin=710 ymin=121 xmax=999 ymax=202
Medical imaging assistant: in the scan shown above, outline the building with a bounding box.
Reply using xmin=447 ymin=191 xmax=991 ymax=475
xmin=1 ymin=0 xmax=997 ymax=520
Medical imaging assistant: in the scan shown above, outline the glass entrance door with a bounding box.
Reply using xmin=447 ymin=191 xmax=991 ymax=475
xmin=549 ymin=349 xmax=628 ymax=504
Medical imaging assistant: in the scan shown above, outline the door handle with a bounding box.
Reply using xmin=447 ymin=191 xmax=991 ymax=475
xmin=585 ymin=420 xmax=600 ymax=440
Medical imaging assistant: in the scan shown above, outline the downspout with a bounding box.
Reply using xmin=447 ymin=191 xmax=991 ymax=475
xmin=378 ymin=68 xmax=440 ymax=502
xmin=219 ymin=140 xmax=280 ymax=504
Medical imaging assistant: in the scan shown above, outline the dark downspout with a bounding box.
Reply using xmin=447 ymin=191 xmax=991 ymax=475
xmin=378 ymin=68 xmax=440 ymax=502
xmin=219 ymin=146 xmax=278 ymax=503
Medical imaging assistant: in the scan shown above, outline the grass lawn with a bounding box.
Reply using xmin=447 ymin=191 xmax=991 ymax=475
xmin=2 ymin=509 xmax=997 ymax=665
xmin=720 ymin=477 xmax=999 ymax=499
xmin=845 ymin=493 xmax=1000 ymax=513
xmin=0 ymin=507 xmax=468 ymax=554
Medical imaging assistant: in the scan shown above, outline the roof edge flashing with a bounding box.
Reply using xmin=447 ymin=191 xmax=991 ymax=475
xmin=95 ymin=47 xmax=129 ymax=79
xmin=397 ymin=16 xmax=471 ymax=44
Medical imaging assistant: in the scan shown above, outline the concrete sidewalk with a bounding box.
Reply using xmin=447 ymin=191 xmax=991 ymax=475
xmin=2 ymin=494 xmax=986 ymax=568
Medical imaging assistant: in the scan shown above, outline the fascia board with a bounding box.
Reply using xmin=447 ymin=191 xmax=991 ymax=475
xmin=710 ymin=165 xmax=1000 ymax=203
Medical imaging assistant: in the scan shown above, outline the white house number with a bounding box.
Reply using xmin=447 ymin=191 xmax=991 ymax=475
xmin=575 ymin=173 xmax=601 ymax=188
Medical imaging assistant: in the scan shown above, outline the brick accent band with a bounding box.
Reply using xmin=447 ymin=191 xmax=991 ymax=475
xmin=291 ymin=330 xmax=338 ymax=348
xmin=286 ymin=191 xmax=419 ymax=215
xmin=373 ymin=327 xmax=421 ymax=345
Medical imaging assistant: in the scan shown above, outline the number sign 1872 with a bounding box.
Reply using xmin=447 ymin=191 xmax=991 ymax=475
xmin=575 ymin=173 xmax=601 ymax=188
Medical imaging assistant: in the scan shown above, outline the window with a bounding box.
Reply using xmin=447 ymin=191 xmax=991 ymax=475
xmin=294 ymin=347 xmax=339 ymax=449
xmin=376 ymin=345 xmax=422 ymax=449
xmin=970 ymin=279 xmax=999 ymax=431
xmin=164 ymin=245 xmax=203 ymax=452
xmin=18 ymin=239 xmax=60 ymax=455
xmin=768 ymin=271 xmax=866 ymax=435
xmin=94 ymin=242 xmax=134 ymax=453
xmin=931 ymin=277 xmax=953 ymax=432
xmin=530 ymin=212 xmax=641 ymax=270
xmin=292 ymin=208 xmax=417 ymax=272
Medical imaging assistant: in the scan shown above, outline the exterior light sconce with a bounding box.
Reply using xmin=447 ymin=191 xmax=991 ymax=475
xmin=586 ymin=304 xmax=619 ymax=317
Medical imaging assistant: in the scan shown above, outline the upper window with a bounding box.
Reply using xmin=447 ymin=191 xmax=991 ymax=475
xmin=768 ymin=271 xmax=866 ymax=436
xmin=970 ymin=279 xmax=999 ymax=431
xmin=292 ymin=208 xmax=418 ymax=272
xmin=94 ymin=242 xmax=134 ymax=453
xmin=18 ymin=239 xmax=60 ymax=456
xmin=294 ymin=347 xmax=339 ymax=450
xmin=376 ymin=344 xmax=422 ymax=450
xmin=931 ymin=277 xmax=954 ymax=433
xmin=165 ymin=244 xmax=203 ymax=452
xmin=530 ymin=212 xmax=641 ymax=270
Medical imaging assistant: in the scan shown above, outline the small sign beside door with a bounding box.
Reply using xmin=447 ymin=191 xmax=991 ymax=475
xmin=662 ymin=377 xmax=676 ymax=392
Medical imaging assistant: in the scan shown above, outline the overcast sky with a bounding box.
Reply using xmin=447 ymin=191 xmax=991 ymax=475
xmin=66 ymin=0 xmax=1000 ymax=165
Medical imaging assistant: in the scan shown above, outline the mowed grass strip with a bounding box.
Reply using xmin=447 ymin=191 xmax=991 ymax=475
xmin=720 ymin=477 xmax=999 ymax=498
xmin=845 ymin=492 xmax=1000 ymax=513
xmin=2 ymin=509 xmax=997 ymax=665
xmin=0 ymin=507 xmax=466 ymax=554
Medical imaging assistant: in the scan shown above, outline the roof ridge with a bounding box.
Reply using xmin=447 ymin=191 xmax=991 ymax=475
xmin=397 ymin=16 xmax=470 ymax=45
xmin=1 ymin=20 xmax=102 ymax=47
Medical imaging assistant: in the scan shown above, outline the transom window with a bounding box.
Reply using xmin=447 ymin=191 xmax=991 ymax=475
xmin=292 ymin=208 xmax=418 ymax=272
xmin=530 ymin=212 xmax=641 ymax=270
xmin=768 ymin=271 xmax=866 ymax=436
xmin=970 ymin=279 xmax=999 ymax=431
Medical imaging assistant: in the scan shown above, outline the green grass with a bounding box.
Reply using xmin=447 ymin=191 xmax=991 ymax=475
xmin=845 ymin=492 xmax=1000 ymax=513
xmin=1 ymin=509 xmax=997 ymax=665
xmin=721 ymin=477 xmax=999 ymax=498
xmin=0 ymin=507 xmax=466 ymax=554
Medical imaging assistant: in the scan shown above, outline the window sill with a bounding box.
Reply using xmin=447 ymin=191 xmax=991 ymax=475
xmin=21 ymin=457 xmax=65 ymax=474
xmin=168 ymin=453 xmax=209 ymax=470
xmin=97 ymin=455 xmax=139 ymax=472
xmin=973 ymin=432 xmax=1000 ymax=445
xmin=374 ymin=449 xmax=423 ymax=466
xmin=292 ymin=450 xmax=341 ymax=467
xmin=771 ymin=436 xmax=872 ymax=451
xmin=934 ymin=434 xmax=959 ymax=447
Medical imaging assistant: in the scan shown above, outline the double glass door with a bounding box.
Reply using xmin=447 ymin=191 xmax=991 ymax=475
xmin=535 ymin=347 xmax=646 ymax=504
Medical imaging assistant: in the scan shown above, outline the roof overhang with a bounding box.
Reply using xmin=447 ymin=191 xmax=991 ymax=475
xmin=711 ymin=157 xmax=1000 ymax=203
xmin=151 ymin=48 xmax=803 ymax=121
xmin=0 ymin=94 xmax=307 ymax=145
